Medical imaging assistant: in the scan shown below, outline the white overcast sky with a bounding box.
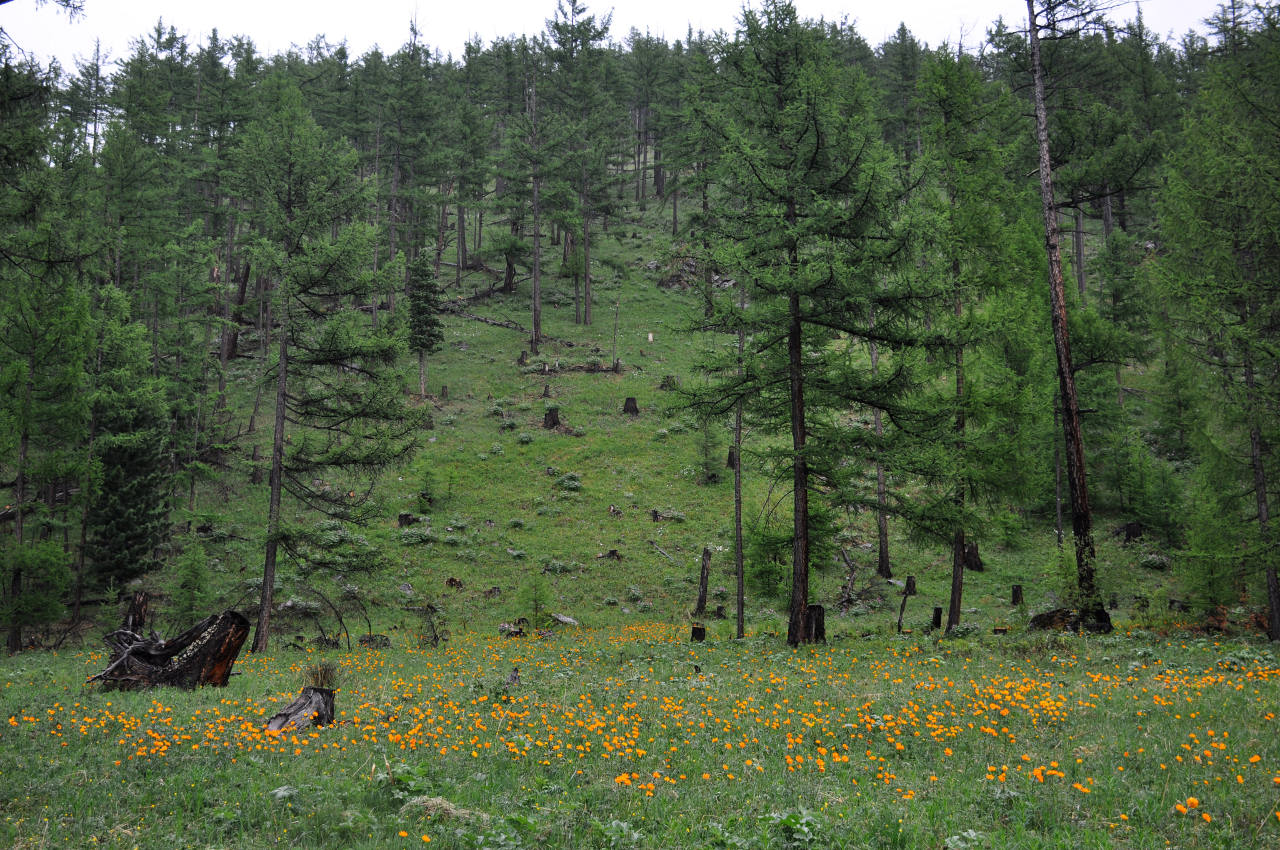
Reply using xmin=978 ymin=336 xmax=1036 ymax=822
xmin=3 ymin=0 xmax=1222 ymax=72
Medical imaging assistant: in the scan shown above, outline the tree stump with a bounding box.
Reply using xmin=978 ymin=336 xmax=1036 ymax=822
xmin=963 ymin=542 xmax=983 ymax=571
xmin=542 ymin=384 xmax=551 ymax=398
xmin=904 ymin=575 xmax=917 ymax=596
xmin=517 ymin=350 xmax=528 ymax=366
xmin=265 ymin=686 xmax=335 ymax=731
xmin=543 ymin=407 xmax=560 ymax=429
xmin=932 ymin=607 xmax=943 ymax=631
xmin=440 ymin=385 xmax=448 ymax=400
xmin=123 ymin=591 xmax=150 ymax=634
xmin=1012 ymin=584 xmax=1024 ymax=606
xmin=90 ymin=611 xmax=249 ymax=691
xmin=804 ymin=605 xmax=826 ymax=643
xmin=623 ymin=397 xmax=639 ymax=416
xmin=691 ymin=624 xmax=706 ymax=642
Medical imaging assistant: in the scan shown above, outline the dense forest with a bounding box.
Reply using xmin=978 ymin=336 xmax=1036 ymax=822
xmin=1 ymin=0 xmax=1277 ymax=652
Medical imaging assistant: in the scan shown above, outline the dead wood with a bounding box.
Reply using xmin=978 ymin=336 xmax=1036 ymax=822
xmin=265 ymin=686 xmax=335 ymax=731
xmin=89 ymin=611 xmax=249 ymax=690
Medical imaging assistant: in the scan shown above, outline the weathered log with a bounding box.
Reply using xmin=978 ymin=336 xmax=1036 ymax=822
xmin=550 ymin=613 xmax=579 ymax=627
xmin=90 ymin=611 xmax=249 ymax=691
xmin=265 ymin=686 xmax=335 ymax=732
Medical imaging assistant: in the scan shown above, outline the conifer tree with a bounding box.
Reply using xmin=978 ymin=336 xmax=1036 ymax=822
xmin=697 ymin=1 xmax=905 ymax=645
xmin=232 ymin=76 xmax=422 ymax=651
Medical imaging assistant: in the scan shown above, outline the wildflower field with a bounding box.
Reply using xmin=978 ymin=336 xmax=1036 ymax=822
xmin=2 ymin=625 xmax=1278 ymax=849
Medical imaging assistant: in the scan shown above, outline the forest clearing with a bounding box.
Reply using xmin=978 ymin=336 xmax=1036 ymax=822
xmin=4 ymin=0 xmax=1280 ymax=846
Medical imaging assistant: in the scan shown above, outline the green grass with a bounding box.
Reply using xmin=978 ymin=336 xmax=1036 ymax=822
xmin=2 ymin=628 xmax=1278 ymax=848
xmin=6 ymin=198 xmax=1276 ymax=849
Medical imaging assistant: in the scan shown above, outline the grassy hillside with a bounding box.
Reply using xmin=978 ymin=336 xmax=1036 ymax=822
xmin=5 ymin=194 xmax=1277 ymax=850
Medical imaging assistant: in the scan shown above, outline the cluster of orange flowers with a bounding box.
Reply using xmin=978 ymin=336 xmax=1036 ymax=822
xmin=3 ymin=625 xmax=1278 ymax=832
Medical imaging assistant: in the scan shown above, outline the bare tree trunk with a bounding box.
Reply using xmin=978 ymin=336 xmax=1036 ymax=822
xmin=456 ymin=204 xmax=467 ymax=288
xmin=694 ymin=548 xmax=711 ymax=617
xmin=946 ymin=266 xmax=966 ymax=634
xmin=6 ymin=377 xmax=31 ymax=653
xmin=1028 ymin=0 xmax=1110 ymax=633
xmin=529 ymin=77 xmax=542 ymax=356
xmin=253 ymin=300 xmax=289 ymax=653
xmin=786 ymin=288 xmax=811 ymax=647
xmin=734 ymin=281 xmax=746 ymax=640
xmin=1054 ymin=395 xmax=1064 ymax=547
xmin=1073 ymin=194 xmax=1086 ymax=304
xmin=582 ymin=201 xmax=593 ymax=326
xmin=870 ymin=304 xmax=891 ymax=579
xmin=1245 ymin=359 xmax=1278 ymax=640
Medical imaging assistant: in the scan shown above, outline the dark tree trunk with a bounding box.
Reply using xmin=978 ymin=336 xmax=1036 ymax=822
xmin=1012 ymin=584 xmax=1024 ymax=606
xmin=1245 ymin=360 xmax=1278 ymax=640
xmin=623 ymin=397 xmax=639 ymax=415
xmin=543 ymin=407 xmax=560 ymax=430
xmin=734 ymin=286 xmax=746 ymax=640
xmin=1028 ymin=0 xmax=1110 ymax=633
xmin=1072 ymin=195 xmax=1086 ymax=304
xmin=694 ymin=547 xmax=711 ymax=617
xmin=870 ymin=305 xmax=892 ymax=579
xmin=254 ymin=304 xmax=290 ymax=653
xmin=786 ymin=288 xmax=811 ymax=647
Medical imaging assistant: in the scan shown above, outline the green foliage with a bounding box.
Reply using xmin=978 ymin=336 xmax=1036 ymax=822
xmin=170 ymin=541 xmax=209 ymax=628
xmin=0 ymin=540 xmax=71 ymax=633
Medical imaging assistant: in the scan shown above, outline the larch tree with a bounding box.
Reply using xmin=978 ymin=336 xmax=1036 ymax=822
xmin=231 ymin=76 xmax=422 ymax=652
xmin=698 ymin=0 xmax=904 ymax=646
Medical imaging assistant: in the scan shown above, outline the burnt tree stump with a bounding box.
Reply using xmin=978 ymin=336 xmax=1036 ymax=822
xmin=623 ymin=397 xmax=640 ymax=416
xmin=691 ymin=624 xmax=706 ymax=642
xmin=543 ymin=406 xmax=561 ymax=429
xmin=904 ymin=575 xmax=917 ymax=596
xmin=265 ymin=686 xmax=335 ymax=731
xmin=90 ymin=611 xmax=249 ymax=691
xmin=932 ymin=607 xmax=943 ymax=631
xmin=123 ymin=591 xmax=150 ymax=634
xmin=1012 ymin=584 xmax=1024 ymax=606
xmin=517 ymin=350 xmax=528 ymax=366
xmin=804 ymin=605 xmax=826 ymax=643
xmin=440 ymin=385 xmax=448 ymax=400
xmin=963 ymin=542 xmax=983 ymax=571
xmin=727 ymin=447 xmax=738 ymax=470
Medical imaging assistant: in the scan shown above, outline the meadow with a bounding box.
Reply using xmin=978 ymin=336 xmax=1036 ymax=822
xmin=2 ymin=624 xmax=1278 ymax=848
xmin=4 ymin=171 xmax=1278 ymax=850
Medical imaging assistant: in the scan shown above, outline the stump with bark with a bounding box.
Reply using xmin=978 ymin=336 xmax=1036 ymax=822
xmin=623 ymin=397 xmax=639 ymax=415
xmin=89 ymin=611 xmax=249 ymax=690
xmin=265 ymin=687 xmax=335 ymax=731
xmin=543 ymin=407 xmax=561 ymax=429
